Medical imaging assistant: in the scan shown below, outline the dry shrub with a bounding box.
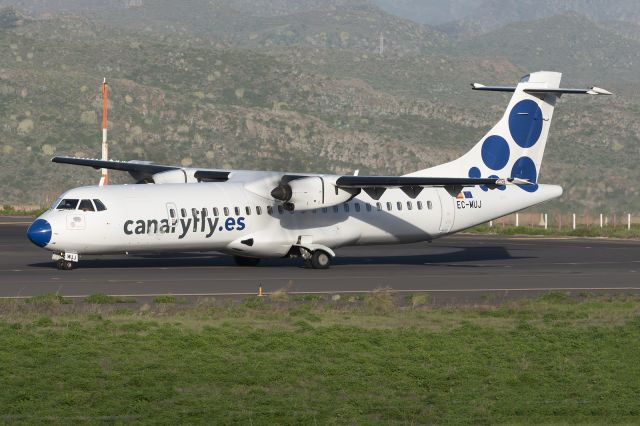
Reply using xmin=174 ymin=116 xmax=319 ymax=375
xmin=364 ymin=288 xmax=395 ymax=315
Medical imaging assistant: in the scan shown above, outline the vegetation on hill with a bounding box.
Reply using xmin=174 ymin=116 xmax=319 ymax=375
xmin=0 ymin=1 xmax=638 ymax=213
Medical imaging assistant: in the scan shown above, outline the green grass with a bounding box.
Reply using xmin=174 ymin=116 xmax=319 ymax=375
xmin=0 ymin=294 xmax=639 ymax=423
xmin=467 ymin=224 xmax=640 ymax=239
xmin=85 ymin=294 xmax=135 ymax=304
xmin=0 ymin=204 xmax=46 ymax=217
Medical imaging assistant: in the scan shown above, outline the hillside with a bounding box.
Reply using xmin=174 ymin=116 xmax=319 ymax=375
xmin=0 ymin=5 xmax=637 ymax=213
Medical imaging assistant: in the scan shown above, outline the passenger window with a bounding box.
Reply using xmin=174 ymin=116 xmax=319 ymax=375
xmin=397 ymin=202 xmax=402 ymax=211
xmin=79 ymin=199 xmax=95 ymax=212
xmin=245 ymin=206 xmax=251 ymax=215
xmin=427 ymin=201 xmax=433 ymax=210
xmin=417 ymin=201 xmax=423 ymax=210
xmin=322 ymin=207 xmax=328 ymax=213
xmin=354 ymin=203 xmax=360 ymax=212
xmin=93 ymin=199 xmax=107 ymax=211
xmin=386 ymin=202 xmax=392 ymax=211
xmin=407 ymin=201 xmax=412 ymax=210
xmin=376 ymin=202 xmax=382 ymax=211
xmin=277 ymin=205 xmax=284 ymax=214
xmin=192 ymin=208 xmax=198 ymax=217
xmin=267 ymin=206 xmax=273 ymax=215
xmin=57 ymin=199 xmax=79 ymax=210
xmin=256 ymin=206 xmax=262 ymax=215
xmin=333 ymin=206 xmax=339 ymax=213
xmin=181 ymin=208 xmax=187 ymax=217
xmin=366 ymin=203 xmax=372 ymax=212
xmin=344 ymin=203 xmax=350 ymax=212
xmin=223 ymin=207 xmax=229 ymax=216
xmin=213 ymin=207 xmax=219 ymax=217
xmin=202 ymin=209 xmax=208 ymax=217
xmin=234 ymin=207 xmax=240 ymax=216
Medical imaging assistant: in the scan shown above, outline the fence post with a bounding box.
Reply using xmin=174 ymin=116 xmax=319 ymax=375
xmin=629 ymin=214 xmax=632 ymax=230
xmin=489 ymin=220 xmax=493 ymax=227
xmin=515 ymin=213 xmax=519 ymax=227
xmin=600 ymin=213 xmax=603 ymax=228
xmin=572 ymin=213 xmax=576 ymax=230
xmin=544 ymin=213 xmax=548 ymax=230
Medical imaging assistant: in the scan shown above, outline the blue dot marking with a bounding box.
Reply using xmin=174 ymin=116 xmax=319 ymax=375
xmin=511 ymin=156 xmax=539 ymax=192
xmin=509 ymin=99 xmax=543 ymax=148
xmin=468 ymin=167 xmax=481 ymax=178
xmin=481 ymin=135 xmax=510 ymax=170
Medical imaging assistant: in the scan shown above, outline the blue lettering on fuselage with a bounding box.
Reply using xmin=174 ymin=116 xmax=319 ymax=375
xmin=123 ymin=213 xmax=246 ymax=239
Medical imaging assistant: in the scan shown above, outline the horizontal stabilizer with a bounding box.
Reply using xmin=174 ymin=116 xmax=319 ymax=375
xmin=471 ymin=83 xmax=612 ymax=96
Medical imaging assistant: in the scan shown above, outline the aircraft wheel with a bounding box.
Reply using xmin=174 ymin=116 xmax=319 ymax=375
xmin=56 ymin=259 xmax=74 ymax=270
xmin=310 ymin=250 xmax=331 ymax=269
xmin=233 ymin=256 xmax=261 ymax=267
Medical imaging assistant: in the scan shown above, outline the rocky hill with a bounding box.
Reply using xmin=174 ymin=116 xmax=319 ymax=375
xmin=0 ymin=4 xmax=637 ymax=214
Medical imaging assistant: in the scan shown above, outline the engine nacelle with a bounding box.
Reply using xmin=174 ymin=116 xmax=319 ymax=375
xmin=151 ymin=169 xmax=198 ymax=184
xmin=270 ymin=176 xmax=358 ymax=211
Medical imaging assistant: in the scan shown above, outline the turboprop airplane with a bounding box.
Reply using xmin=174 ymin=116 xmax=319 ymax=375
xmin=27 ymin=71 xmax=610 ymax=270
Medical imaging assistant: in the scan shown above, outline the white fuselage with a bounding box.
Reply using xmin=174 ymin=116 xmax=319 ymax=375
xmin=36 ymin=172 xmax=562 ymax=258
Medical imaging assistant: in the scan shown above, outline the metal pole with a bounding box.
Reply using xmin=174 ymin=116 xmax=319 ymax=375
xmin=489 ymin=220 xmax=493 ymax=228
xmin=99 ymin=78 xmax=109 ymax=186
xmin=572 ymin=213 xmax=576 ymax=230
xmin=600 ymin=213 xmax=603 ymax=228
xmin=515 ymin=213 xmax=519 ymax=227
xmin=629 ymin=214 xmax=632 ymax=230
xmin=544 ymin=213 xmax=548 ymax=230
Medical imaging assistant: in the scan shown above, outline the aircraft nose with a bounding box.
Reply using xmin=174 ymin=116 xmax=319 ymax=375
xmin=27 ymin=219 xmax=52 ymax=247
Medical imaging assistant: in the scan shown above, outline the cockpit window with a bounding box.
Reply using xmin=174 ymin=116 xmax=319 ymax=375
xmin=79 ymin=199 xmax=95 ymax=212
xmin=56 ymin=199 xmax=79 ymax=210
xmin=93 ymin=199 xmax=107 ymax=211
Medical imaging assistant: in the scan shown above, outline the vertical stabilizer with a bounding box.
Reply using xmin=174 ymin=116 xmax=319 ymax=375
xmin=409 ymin=71 xmax=564 ymax=193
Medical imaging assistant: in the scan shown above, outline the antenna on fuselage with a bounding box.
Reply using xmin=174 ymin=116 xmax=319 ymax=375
xmin=99 ymin=78 xmax=109 ymax=186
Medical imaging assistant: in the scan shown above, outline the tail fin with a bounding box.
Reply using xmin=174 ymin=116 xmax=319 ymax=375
xmin=410 ymin=71 xmax=610 ymax=192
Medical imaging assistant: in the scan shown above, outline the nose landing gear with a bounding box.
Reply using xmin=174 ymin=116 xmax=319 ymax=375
xmin=55 ymin=259 xmax=75 ymax=270
xmin=53 ymin=253 xmax=78 ymax=270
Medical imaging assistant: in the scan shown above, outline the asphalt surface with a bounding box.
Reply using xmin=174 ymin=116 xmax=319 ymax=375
xmin=2 ymin=220 xmax=639 ymax=301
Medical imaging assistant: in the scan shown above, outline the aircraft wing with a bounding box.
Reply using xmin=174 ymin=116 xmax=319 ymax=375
xmin=334 ymin=176 xmax=510 ymax=188
xmin=51 ymin=156 xmax=230 ymax=183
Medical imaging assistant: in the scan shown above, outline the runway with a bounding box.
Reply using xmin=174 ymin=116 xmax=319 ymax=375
xmin=2 ymin=221 xmax=639 ymax=300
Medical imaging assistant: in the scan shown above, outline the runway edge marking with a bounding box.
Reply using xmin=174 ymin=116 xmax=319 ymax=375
xmin=1 ymin=287 xmax=640 ymax=299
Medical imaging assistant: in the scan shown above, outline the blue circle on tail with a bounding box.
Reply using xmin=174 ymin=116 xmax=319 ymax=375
xmin=481 ymin=135 xmax=510 ymax=170
xmin=509 ymin=100 xmax=543 ymax=148
xmin=511 ymin=156 xmax=539 ymax=192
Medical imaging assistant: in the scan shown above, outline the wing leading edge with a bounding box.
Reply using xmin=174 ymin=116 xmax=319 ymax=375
xmin=51 ymin=156 xmax=230 ymax=183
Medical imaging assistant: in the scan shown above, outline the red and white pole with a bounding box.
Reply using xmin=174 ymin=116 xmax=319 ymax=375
xmin=99 ymin=78 xmax=109 ymax=186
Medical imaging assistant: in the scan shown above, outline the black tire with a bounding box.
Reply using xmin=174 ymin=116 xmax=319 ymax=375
xmin=310 ymin=250 xmax=331 ymax=269
xmin=56 ymin=259 xmax=74 ymax=270
xmin=233 ymin=256 xmax=261 ymax=267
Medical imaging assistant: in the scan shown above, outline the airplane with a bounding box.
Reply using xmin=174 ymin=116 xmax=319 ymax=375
xmin=26 ymin=71 xmax=610 ymax=270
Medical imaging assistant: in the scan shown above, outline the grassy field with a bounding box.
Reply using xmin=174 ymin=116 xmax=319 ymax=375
xmin=1 ymin=291 xmax=639 ymax=424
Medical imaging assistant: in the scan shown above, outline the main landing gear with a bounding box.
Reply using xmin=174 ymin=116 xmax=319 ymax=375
xmin=298 ymin=247 xmax=333 ymax=269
